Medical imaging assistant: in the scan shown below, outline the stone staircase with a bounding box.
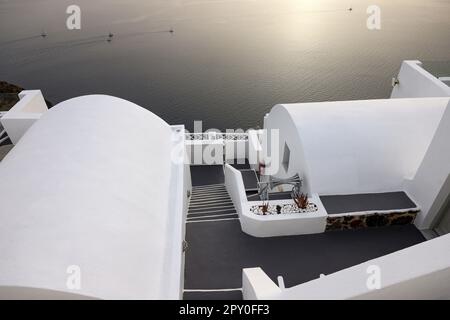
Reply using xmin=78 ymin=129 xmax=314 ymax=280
xmin=187 ymin=184 xmax=239 ymax=223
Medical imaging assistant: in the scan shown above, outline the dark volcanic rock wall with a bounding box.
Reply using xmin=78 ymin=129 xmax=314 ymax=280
xmin=0 ymin=81 xmax=24 ymax=111
xmin=0 ymin=81 xmax=53 ymax=111
xmin=326 ymin=210 xmax=419 ymax=231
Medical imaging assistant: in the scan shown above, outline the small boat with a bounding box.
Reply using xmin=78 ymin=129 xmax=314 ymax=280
xmin=106 ymin=32 xmax=114 ymax=42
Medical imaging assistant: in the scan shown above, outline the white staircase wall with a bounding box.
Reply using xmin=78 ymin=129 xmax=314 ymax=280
xmin=0 ymin=90 xmax=48 ymax=144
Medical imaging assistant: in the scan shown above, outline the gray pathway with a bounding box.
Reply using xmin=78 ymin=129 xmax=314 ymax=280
xmin=184 ymin=221 xmax=424 ymax=291
xmin=184 ymin=166 xmax=425 ymax=300
xmin=320 ymin=191 xmax=417 ymax=214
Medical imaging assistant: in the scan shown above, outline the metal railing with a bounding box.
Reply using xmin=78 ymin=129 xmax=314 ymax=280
xmin=0 ymin=129 xmax=9 ymax=145
xmin=185 ymin=132 xmax=248 ymax=141
xmin=0 ymin=113 xmax=9 ymax=145
xmin=258 ymin=174 xmax=302 ymax=201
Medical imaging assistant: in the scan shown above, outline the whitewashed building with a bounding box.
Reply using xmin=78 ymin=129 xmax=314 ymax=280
xmin=243 ymin=60 xmax=450 ymax=299
xmin=0 ymin=60 xmax=449 ymax=300
xmin=0 ymin=94 xmax=189 ymax=299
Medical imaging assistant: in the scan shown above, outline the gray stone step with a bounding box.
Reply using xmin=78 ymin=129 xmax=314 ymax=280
xmin=187 ymin=213 xmax=239 ymax=221
xmin=188 ymin=208 xmax=238 ymax=217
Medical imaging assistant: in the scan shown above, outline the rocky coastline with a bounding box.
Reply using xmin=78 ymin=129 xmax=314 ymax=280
xmin=0 ymin=81 xmax=24 ymax=111
xmin=0 ymin=81 xmax=53 ymax=111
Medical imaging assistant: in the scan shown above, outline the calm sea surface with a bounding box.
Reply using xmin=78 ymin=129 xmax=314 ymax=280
xmin=1 ymin=0 xmax=449 ymax=130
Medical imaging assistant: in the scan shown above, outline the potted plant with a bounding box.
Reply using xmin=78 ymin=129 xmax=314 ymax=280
xmin=276 ymin=205 xmax=282 ymax=214
xmin=293 ymin=193 xmax=309 ymax=210
xmin=259 ymin=201 xmax=270 ymax=215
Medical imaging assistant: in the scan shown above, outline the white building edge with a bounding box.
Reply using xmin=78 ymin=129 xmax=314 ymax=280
xmin=0 ymin=60 xmax=449 ymax=299
xmin=0 ymin=95 xmax=189 ymax=299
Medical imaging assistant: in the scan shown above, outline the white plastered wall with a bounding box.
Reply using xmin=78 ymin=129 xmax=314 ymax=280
xmin=0 ymin=95 xmax=184 ymax=299
xmin=265 ymin=98 xmax=448 ymax=196
xmin=406 ymin=100 xmax=450 ymax=228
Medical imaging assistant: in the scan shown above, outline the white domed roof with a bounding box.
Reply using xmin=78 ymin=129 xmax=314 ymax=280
xmin=0 ymin=95 xmax=179 ymax=299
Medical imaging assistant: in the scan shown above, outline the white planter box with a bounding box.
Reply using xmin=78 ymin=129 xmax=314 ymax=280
xmin=240 ymin=194 xmax=328 ymax=237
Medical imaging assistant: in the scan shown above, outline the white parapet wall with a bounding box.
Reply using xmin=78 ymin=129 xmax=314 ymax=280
xmin=224 ymin=163 xmax=248 ymax=218
xmin=0 ymin=90 xmax=48 ymax=144
xmin=405 ymin=99 xmax=450 ymax=229
xmin=167 ymin=125 xmax=190 ymax=299
xmin=242 ymin=268 xmax=282 ymax=300
xmin=243 ymin=233 xmax=450 ymax=300
xmin=248 ymin=129 xmax=263 ymax=172
xmin=244 ymin=194 xmax=327 ymax=237
xmin=224 ymin=163 xmax=327 ymax=237
xmin=391 ymin=60 xmax=450 ymax=99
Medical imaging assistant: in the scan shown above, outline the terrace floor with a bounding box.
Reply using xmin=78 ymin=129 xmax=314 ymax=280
xmin=320 ymin=192 xmax=417 ymax=215
xmin=183 ymin=165 xmax=426 ymax=300
xmin=190 ymin=165 xmax=224 ymax=187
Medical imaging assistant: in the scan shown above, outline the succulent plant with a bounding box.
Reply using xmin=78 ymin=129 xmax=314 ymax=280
xmin=293 ymin=193 xmax=309 ymax=209
xmin=259 ymin=201 xmax=270 ymax=215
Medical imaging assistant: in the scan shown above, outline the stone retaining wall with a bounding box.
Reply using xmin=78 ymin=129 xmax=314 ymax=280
xmin=326 ymin=210 xmax=419 ymax=231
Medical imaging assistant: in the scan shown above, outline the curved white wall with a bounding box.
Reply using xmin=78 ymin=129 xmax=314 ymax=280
xmin=263 ymin=106 xmax=312 ymax=194
xmin=266 ymin=98 xmax=448 ymax=195
xmin=0 ymin=95 xmax=182 ymax=299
